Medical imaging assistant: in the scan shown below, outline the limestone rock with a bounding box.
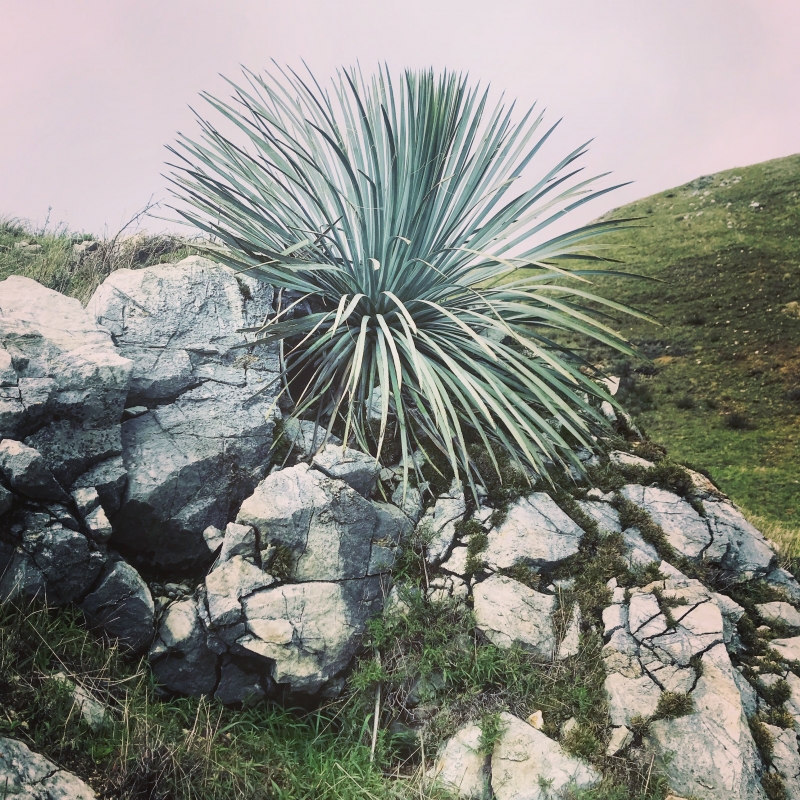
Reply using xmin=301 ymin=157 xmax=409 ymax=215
xmin=0 ymin=276 xmax=131 ymax=479
xmin=703 ymin=499 xmax=775 ymax=577
xmin=70 ymin=456 xmax=127 ymax=516
xmin=218 ymin=522 xmax=258 ymax=564
xmin=622 ymin=528 xmax=659 ymax=569
xmin=89 ymin=258 xmax=280 ymax=570
xmin=606 ymin=726 xmax=632 ymax=756
xmin=605 ymin=672 xmax=661 ymax=726
xmin=619 ymin=485 xmax=711 ymax=559
xmin=483 ymin=493 xmax=584 ymax=571
xmin=0 ymin=440 xmax=67 ymax=501
xmin=0 ymin=735 xmax=96 ymax=799
xmin=421 ymin=485 xmax=466 ymax=565
xmin=771 ymin=636 xmax=800 ymax=662
xmin=150 ymin=598 xmax=219 ymax=696
xmin=610 ymin=450 xmax=655 ymax=469
xmin=238 ymin=577 xmax=383 ymax=695
xmin=473 ymin=575 xmax=557 ymax=658
xmin=311 ymin=444 xmax=379 ymax=497
xmin=765 ymin=567 xmax=800 ymax=604
xmin=556 ymin=604 xmax=582 ymax=660
xmin=429 ymin=724 xmax=490 ymax=799
xmin=81 ymin=558 xmax=155 ymax=652
xmin=391 ymin=483 xmax=424 ymax=524
xmin=765 ymin=724 xmax=800 ymax=800
xmin=281 ymin=418 xmax=341 ymax=459
xmin=237 ymin=464 xmax=381 ymax=581
xmin=490 ymin=712 xmax=599 ymax=800
xmin=205 ymin=557 xmax=274 ymax=627
xmin=0 ymin=484 xmax=11 ymax=516
xmin=755 ymin=601 xmax=800 ymax=631
xmin=785 ymin=671 xmax=800 ymax=729
xmin=577 ymin=499 xmax=621 ymax=533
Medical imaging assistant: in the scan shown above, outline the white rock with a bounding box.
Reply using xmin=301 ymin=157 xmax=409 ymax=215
xmin=312 ymin=444 xmax=380 ymax=497
xmin=622 ymin=528 xmax=660 ymax=568
xmin=556 ymin=604 xmax=582 ymax=660
xmin=421 ymin=486 xmax=466 ymax=565
xmin=610 ymin=450 xmax=655 ymax=469
xmin=490 ymin=712 xmax=599 ymax=800
xmin=218 ymin=522 xmax=258 ymax=563
xmin=0 ymin=735 xmax=96 ymax=799
xmin=602 ymin=603 xmax=628 ymax=636
xmin=606 ymin=725 xmax=632 ymax=756
xmin=441 ymin=546 xmax=470 ymax=576
xmin=577 ymin=500 xmax=621 ymax=533
xmin=205 ymin=557 xmax=274 ymax=627
xmin=755 ymin=601 xmax=800 ymax=631
xmin=473 ymin=575 xmax=557 ymax=658
xmin=429 ymin=724 xmax=490 ymax=800
xmin=604 ymin=672 xmax=661 ymax=726
xmin=765 ymin=724 xmax=800 ymax=800
xmin=281 ymin=418 xmax=341 ymax=458
xmin=483 ymin=493 xmax=585 ymax=571
xmin=703 ymin=499 xmax=776 ymax=577
xmin=771 ymin=636 xmax=800 ymax=662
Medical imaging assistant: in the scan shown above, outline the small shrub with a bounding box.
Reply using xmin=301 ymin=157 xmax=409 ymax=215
xmin=759 ymin=678 xmax=791 ymax=707
xmin=675 ymin=395 xmax=696 ymax=410
xmin=764 ymin=707 xmax=795 ymax=729
xmin=749 ymin=716 xmax=774 ymax=759
xmin=479 ymin=712 xmax=504 ymax=755
xmin=562 ymin=726 xmax=601 ymax=759
xmin=684 ymin=312 xmax=707 ymax=326
xmin=653 ymin=691 xmax=693 ymax=719
xmin=724 ymin=412 xmax=753 ymax=430
xmin=762 ymin=772 xmax=787 ymax=800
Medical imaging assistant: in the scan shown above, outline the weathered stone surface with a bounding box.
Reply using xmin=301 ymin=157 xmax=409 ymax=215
xmin=0 ymin=276 xmax=131 ymax=475
xmin=491 ymin=712 xmax=599 ymax=800
xmin=605 ymin=672 xmax=661 ymax=726
xmin=577 ymin=499 xmax=621 ymax=533
xmin=429 ymin=724 xmax=490 ymax=799
xmin=619 ymin=485 xmax=711 ymax=559
xmin=473 ymin=575 xmax=557 ymax=658
xmin=218 ymin=522 xmax=258 ymax=564
xmin=214 ymin=658 xmax=266 ymax=707
xmin=89 ymin=258 xmax=280 ymax=569
xmin=70 ymin=456 xmax=127 ymax=515
xmin=281 ymin=418 xmax=341 ymax=459
xmin=609 ymin=450 xmax=655 ymax=469
xmin=205 ymin=557 xmax=274 ymax=627
xmin=312 ymin=444 xmax=379 ymax=497
xmin=622 ymin=528 xmax=659 ymax=568
xmin=237 ymin=464 xmax=381 ymax=581
xmin=483 ymin=493 xmax=584 ymax=571
xmin=0 ymin=735 xmax=96 ymax=799
xmin=391 ymin=483 xmax=424 ymax=524
xmin=51 ymin=672 xmax=108 ymax=731
xmin=765 ymin=567 xmax=800 ymax=604
xmin=238 ymin=577 xmax=383 ymax=695
xmin=81 ymin=558 xmax=155 ymax=652
xmin=368 ymin=502 xmax=412 ymax=575
xmin=756 ymin=601 xmax=800 ymax=631
xmin=150 ymin=598 xmax=219 ymax=696
xmin=785 ymin=671 xmax=800 ymax=729
xmin=646 ymin=645 xmax=766 ymax=800
xmin=765 ymin=724 xmax=800 ymax=800
xmin=0 ymin=484 xmax=11 ymax=516
xmin=703 ymin=500 xmax=775 ymax=577
xmin=556 ymin=604 xmax=582 ymax=660
xmin=0 ymin=440 xmax=67 ymax=501
xmin=421 ymin=485 xmax=466 ymax=565
xmin=771 ymin=635 xmax=800 ymax=662
xmin=606 ymin=725 xmax=633 ymax=756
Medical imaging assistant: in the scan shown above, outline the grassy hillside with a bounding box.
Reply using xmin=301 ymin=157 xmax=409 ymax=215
xmin=589 ymin=154 xmax=800 ymax=556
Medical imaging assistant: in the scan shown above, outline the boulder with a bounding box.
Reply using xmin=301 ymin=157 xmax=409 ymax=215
xmin=755 ymin=601 xmax=800 ymax=631
xmin=237 ymin=464 xmax=396 ymax=582
xmin=490 ymin=712 xmax=599 ymax=800
xmin=0 ymin=276 xmax=132 ymax=483
xmin=89 ymin=258 xmax=281 ymax=570
xmin=205 ymin=557 xmax=275 ymax=627
xmin=70 ymin=456 xmax=127 ymax=516
xmin=420 ymin=484 xmax=466 ymax=565
xmin=0 ymin=735 xmax=96 ymax=799
xmin=311 ymin=444 xmax=379 ymax=497
xmin=483 ymin=493 xmax=584 ymax=571
xmin=150 ymin=598 xmax=219 ymax=696
xmin=429 ymin=724 xmax=490 ymax=799
xmin=80 ymin=558 xmax=155 ymax=652
xmin=619 ymin=485 xmax=711 ymax=559
xmin=0 ymin=440 xmax=68 ymax=502
xmin=237 ymin=577 xmax=383 ymax=695
xmin=473 ymin=575 xmax=557 ymax=658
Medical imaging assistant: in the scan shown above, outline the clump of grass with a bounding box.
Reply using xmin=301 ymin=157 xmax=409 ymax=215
xmin=748 ymin=716 xmax=774 ymax=759
xmin=758 ymin=678 xmax=791 ymax=707
xmin=562 ymin=725 xmax=602 ymax=760
xmin=675 ymin=395 xmax=696 ymax=410
xmin=763 ymin=707 xmax=795 ymax=729
xmin=724 ymin=412 xmax=753 ymax=431
xmin=762 ymin=772 xmax=787 ymax=800
xmin=653 ymin=691 xmax=693 ymax=720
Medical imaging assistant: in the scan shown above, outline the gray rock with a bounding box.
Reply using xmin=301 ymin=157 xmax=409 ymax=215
xmin=150 ymin=598 xmax=219 ymax=696
xmin=0 ymin=735 xmax=96 ymax=799
xmin=756 ymin=601 xmax=800 ymax=631
xmin=765 ymin=567 xmax=800 ymax=604
xmin=604 ymin=672 xmax=661 ymax=726
xmin=81 ymin=559 xmax=155 ymax=652
xmin=311 ymin=444 xmax=379 ymax=497
xmin=84 ymin=505 xmax=113 ymax=543
xmin=606 ymin=726 xmax=632 ymax=756
xmin=89 ymin=258 xmax=280 ymax=569
xmin=391 ymin=483 xmax=425 ymax=524
xmin=214 ymin=658 xmax=266 ymax=707
xmin=0 ymin=440 xmax=68 ymax=501
xmin=205 ymin=557 xmax=275 ymax=627
xmin=0 ymin=276 xmax=132 ymax=476
xmin=71 ymin=487 xmax=100 ymax=518
xmin=473 ymin=575 xmax=557 ymax=658
xmin=619 ymin=485 xmax=711 ymax=559
xmin=785 ymin=671 xmax=800 ymax=729
xmin=622 ymin=527 xmax=660 ymax=569
xmin=51 ymin=672 xmax=108 ymax=732
xmin=0 ymin=483 xmax=11 ymax=516
xmin=556 ymin=604 xmax=582 ymax=660
xmin=202 ymin=525 xmax=225 ymax=553
xmin=771 ymin=636 xmax=800 ymax=662
xmin=70 ymin=456 xmax=127 ymax=516
xmin=609 ymin=450 xmax=655 ymax=469
xmin=281 ymin=418 xmax=341 ymax=459
xmin=238 ymin=577 xmax=383 ymax=695
xmin=733 ymin=669 xmax=758 ymax=718
xmin=420 ymin=485 xmax=466 ymax=565
xmin=490 ymin=712 xmax=599 ymax=800
xmin=368 ymin=502 xmax=413 ymax=575
xmin=765 ymin=724 xmax=800 ymax=800
xmin=237 ymin=464 xmax=381 ymax=582
xmin=577 ymin=499 xmax=621 ymax=533
xmin=703 ymin=500 xmax=775 ymax=578
xmin=646 ymin=645 xmax=766 ymax=800
xmin=429 ymin=724 xmax=490 ymax=799
xmin=218 ymin=522 xmax=258 ymax=564
xmin=483 ymin=493 xmax=585 ymax=571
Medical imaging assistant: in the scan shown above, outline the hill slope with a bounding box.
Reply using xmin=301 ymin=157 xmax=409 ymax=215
xmin=592 ymin=153 xmax=800 ymax=554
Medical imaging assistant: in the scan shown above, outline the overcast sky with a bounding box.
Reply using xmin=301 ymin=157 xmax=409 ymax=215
xmin=1 ymin=0 xmax=798 ymax=236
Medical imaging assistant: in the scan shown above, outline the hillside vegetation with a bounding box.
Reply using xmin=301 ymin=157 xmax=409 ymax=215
xmin=589 ymin=154 xmax=800 ymax=556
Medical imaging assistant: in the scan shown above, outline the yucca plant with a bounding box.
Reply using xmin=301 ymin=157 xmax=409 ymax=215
xmin=169 ymin=65 xmax=647 ymax=493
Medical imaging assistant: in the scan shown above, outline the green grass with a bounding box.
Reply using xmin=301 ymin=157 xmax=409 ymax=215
xmin=582 ymin=154 xmax=800 ymax=558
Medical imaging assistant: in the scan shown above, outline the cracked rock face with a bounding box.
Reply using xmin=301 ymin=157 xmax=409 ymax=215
xmin=429 ymin=724 xmax=491 ymax=800
xmin=619 ymin=485 xmax=775 ymax=578
xmin=483 ymin=493 xmax=584 ymax=571
xmin=421 ymin=484 xmax=466 ymax=565
xmin=601 ymin=567 xmax=766 ymax=799
xmin=0 ymin=735 xmax=96 ymax=799
xmin=88 ymin=258 xmax=280 ymax=569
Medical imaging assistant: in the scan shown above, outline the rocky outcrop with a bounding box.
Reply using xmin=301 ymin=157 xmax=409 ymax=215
xmin=88 ymin=257 xmax=280 ymax=569
xmin=428 ymin=724 xmax=490 ymax=799
xmin=601 ymin=565 xmax=767 ymax=799
xmin=0 ymin=735 xmax=96 ymax=799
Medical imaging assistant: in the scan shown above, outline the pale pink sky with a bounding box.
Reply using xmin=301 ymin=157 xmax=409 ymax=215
xmin=1 ymin=0 xmax=798 ymax=236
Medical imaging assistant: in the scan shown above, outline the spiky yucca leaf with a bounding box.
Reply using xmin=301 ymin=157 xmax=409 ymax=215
xmin=169 ymin=65 xmax=647 ymax=493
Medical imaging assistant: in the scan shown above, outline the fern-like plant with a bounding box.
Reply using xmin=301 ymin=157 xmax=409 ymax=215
xmin=169 ymin=65 xmax=647 ymax=492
